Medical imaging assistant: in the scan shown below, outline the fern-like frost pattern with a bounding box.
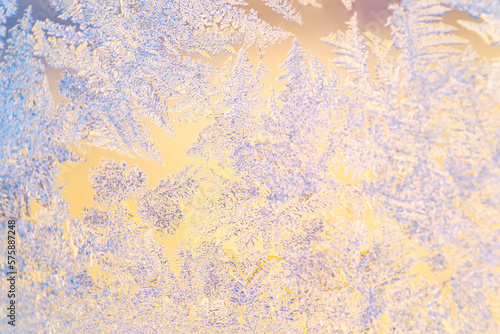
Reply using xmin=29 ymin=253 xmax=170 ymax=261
xmin=0 ymin=0 xmax=499 ymax=333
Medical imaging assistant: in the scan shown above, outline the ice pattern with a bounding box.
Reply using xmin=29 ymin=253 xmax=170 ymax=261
xmin=1 ymin=0 xmax=499 ymax=333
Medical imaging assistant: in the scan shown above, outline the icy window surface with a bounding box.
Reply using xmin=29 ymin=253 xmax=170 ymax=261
xmin=1 ymin=0 xmax=499 ymax=332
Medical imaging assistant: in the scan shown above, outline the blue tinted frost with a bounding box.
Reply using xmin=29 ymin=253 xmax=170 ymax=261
xmin=0 ymin=0 xmax=499 ymax=333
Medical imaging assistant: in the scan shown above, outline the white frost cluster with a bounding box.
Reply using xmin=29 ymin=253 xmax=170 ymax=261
xmin=0 ymin=0 xmax=499 ymax=333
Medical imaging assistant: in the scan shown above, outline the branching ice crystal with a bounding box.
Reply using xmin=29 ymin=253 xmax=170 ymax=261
xmin=1 ymin=6 xmax=79 ymax=219
xmin=89 ymin=158 xmax=148 ymax=206
xmin=0 ymin=0 xmax=17 ymax=50
xmin=341 ymin=0 xmax=354 ymax=11
xmin=137 ymin=167 xmax=201 ymax=234
xmin=262 ymin=0 xmax=303 ymax=24
xmin=31 ymin=0 xmax=291 ymax=162
xmin=1 ymin=0 xmax=499 ymax=333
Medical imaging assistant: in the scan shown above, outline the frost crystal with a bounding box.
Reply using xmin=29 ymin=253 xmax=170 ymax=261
xmin=341 ymin=0 xmax=354 ymax=11
xmin=262 ymin=0 xmax=303 ymax=24
xmin=1 ymin=0 xmax=499 ymax=333
xmin=89 ymin=158 xmax=147 ymax=206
